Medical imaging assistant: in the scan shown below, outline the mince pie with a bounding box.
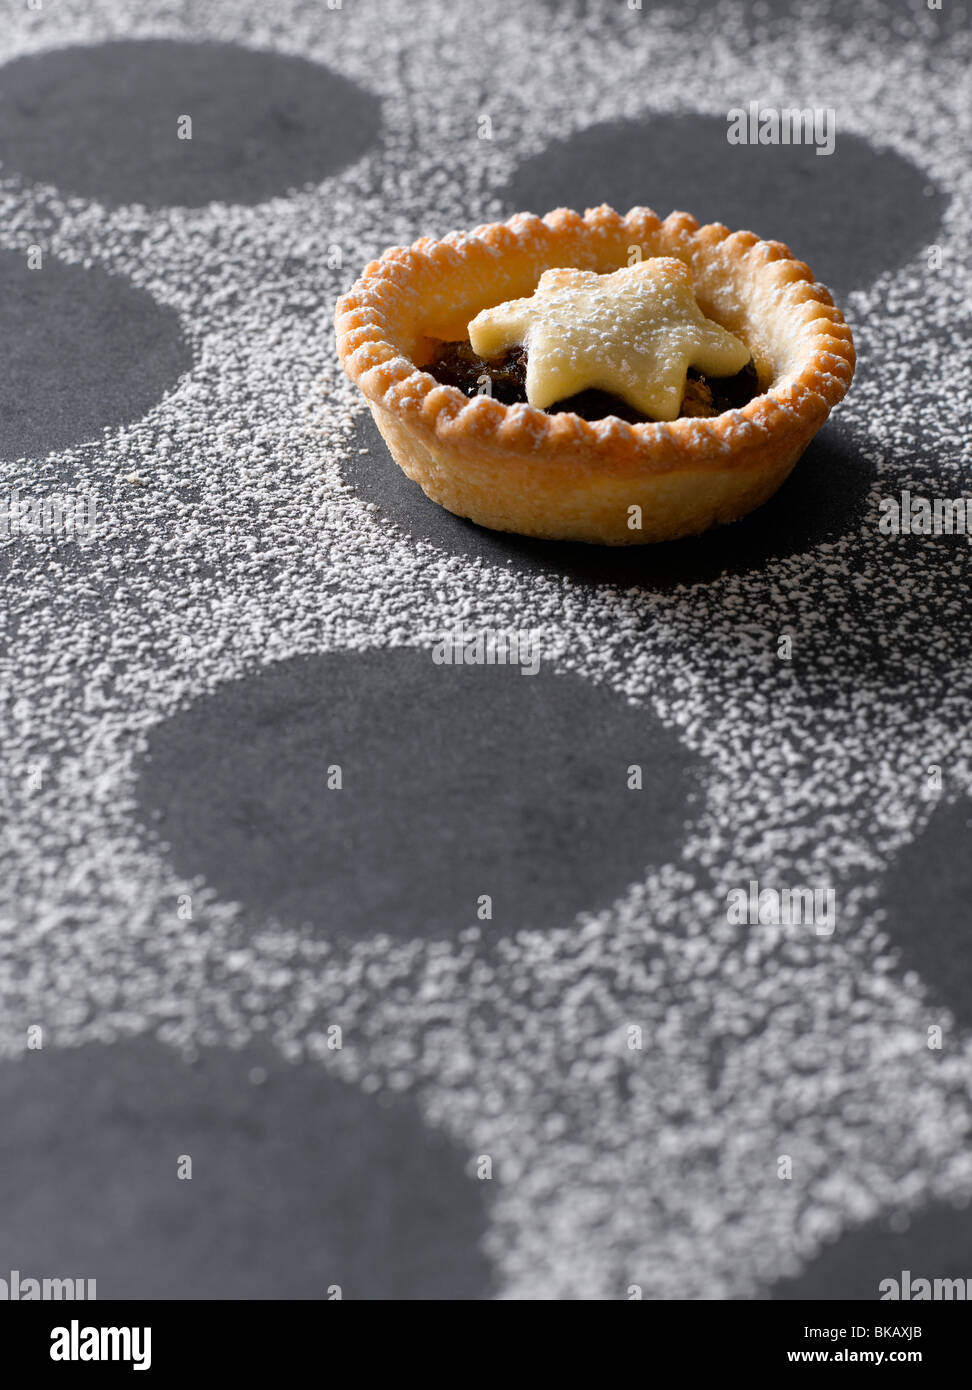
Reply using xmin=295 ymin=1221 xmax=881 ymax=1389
xmin=335 ymin=206 xmax=855 ymax=544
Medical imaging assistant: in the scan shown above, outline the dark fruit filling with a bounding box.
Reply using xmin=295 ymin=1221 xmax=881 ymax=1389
xmin=426 ymin=340 xmax=761 ymax=423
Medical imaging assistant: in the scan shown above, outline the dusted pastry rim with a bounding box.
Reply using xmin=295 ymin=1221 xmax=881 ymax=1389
xmin=334 ymin=206 xmax=856 ymax=543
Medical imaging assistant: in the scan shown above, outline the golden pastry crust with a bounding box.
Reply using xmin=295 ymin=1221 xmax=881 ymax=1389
xmin=334 ymin=206 xmax=855 ymax=544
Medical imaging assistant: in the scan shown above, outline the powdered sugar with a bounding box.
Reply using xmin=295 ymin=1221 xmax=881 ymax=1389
xmin=0 ymin=0 xmax=969 ymax=1299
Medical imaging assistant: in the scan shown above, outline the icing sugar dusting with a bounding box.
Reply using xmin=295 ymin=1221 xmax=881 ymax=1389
xmin=0 ymin=0 xmax=969 ymax=1298
xmin=468 ymin=259 xmax=750 ymax=417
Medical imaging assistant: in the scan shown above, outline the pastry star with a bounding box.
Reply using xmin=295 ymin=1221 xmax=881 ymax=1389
xmin=468 ymin=257 xmax=750 ymax=422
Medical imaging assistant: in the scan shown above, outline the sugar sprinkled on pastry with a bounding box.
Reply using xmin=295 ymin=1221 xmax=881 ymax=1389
xmin=335 ymin=206 xmax=856 ymax=545
xmin=467 ymin=258 xmax=750 ymax=422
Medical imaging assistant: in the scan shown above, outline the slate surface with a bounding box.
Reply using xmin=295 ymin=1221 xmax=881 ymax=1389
xmin=0 ymin=0 xmax=969 ymax=1303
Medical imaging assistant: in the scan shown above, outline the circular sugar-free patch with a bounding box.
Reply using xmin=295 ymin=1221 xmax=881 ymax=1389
xmin=0 ymin=248 xmax=190 ymax=462
xmin=498 ymin=114 xmax=947 ymax=298
xmin=0 ymin=40 xmax=381 ymax=209
xmin=137 ymin=647 xmax=700 ymax=940
xmin=0 ymin=1039 xmax=493 ymax=1299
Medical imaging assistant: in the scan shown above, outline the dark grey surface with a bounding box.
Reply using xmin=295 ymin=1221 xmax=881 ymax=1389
xmin=0 ymin=0 xmax=967 ymax=1303
xmin=879 ymin=798 xmax=972 ymax=1028
xmin=0 ymin=1040 xmax=492 ymax=1299
xmin=771 ymin=1202 xmax=972 ymax=1301
xmin=138 ymin=648 xmax=700 ymax=941
xmin=499 ymin=113 xmax=946 ymax=300
xmin=0 ymin=248 xmax=190 ymax=461
xmin=0 ymin=39 xmax=381 ymax=208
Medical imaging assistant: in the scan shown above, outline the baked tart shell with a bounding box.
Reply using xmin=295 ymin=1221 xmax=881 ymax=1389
xmin=335 ymin=206 xmax=855 ymax=545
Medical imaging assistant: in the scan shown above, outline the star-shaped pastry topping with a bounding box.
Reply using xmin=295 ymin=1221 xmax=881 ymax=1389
xmin=467 ymin=257 xmax=751 ymax=422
